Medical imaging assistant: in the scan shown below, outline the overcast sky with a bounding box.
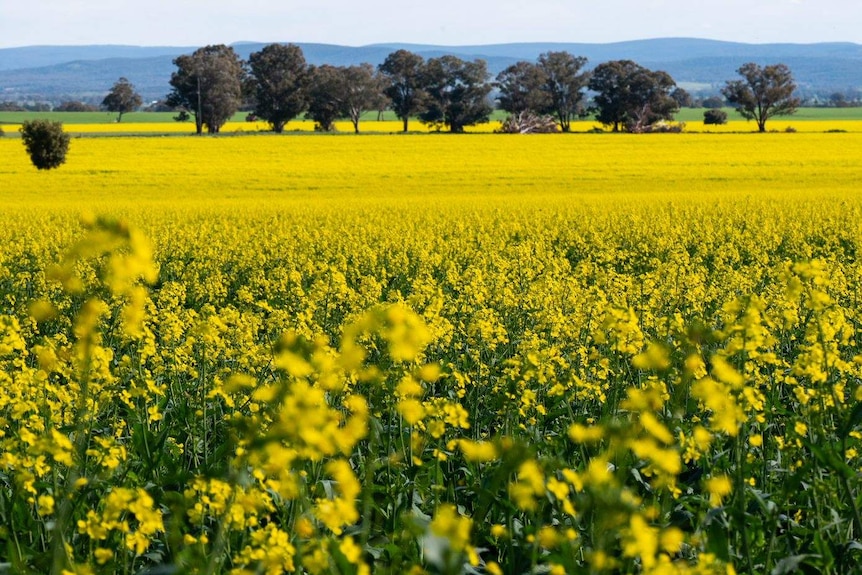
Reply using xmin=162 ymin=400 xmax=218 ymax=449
xmin=1 ymin=0 xmax=859 ymax=48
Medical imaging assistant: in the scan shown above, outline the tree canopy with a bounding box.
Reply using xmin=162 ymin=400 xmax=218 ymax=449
xmin=167 ymin=45 xmax=245 ymax=134
xmin=101 ymin=77 xmax=142 ymax=122
xmin=589 ymin=60 xmax=680 ymax=132
xmin=248 ymin=43 xmax=309 ymax=133
xmin=305 ymin=65 xmax=345 ymax=132
xmin=536 ymin=52 xmax=589 ymax=132
xmin=20 ymin=119 xmax=70 ymax=170
xmin=721 ymin=63 xmax=800 ymax=132
xmin=495 ymin=61 xmax=551 ymax=116
xmin=378 ymin=50 xmax=426 ymax=133
xmin=339 ymin=64 xmax=387 ymax=134
xmin=419 ymin=56 xmax=492 ymax=133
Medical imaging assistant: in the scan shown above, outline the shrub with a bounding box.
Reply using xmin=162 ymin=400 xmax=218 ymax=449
xmin=20 ymin=120 xmax=70 ymax=170
xmin=703 ymin=109 xmax=728 ymax=125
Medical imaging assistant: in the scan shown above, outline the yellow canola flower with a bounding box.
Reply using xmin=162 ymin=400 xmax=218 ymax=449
xmin=456 ymin=439 xmax=498 ymax=463
xmin=705 ymin=475 xmax=733 ymax=508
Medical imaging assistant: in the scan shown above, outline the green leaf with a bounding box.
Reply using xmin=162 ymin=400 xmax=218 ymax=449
xmin=771 ymin=554 xmax=819 ymax=575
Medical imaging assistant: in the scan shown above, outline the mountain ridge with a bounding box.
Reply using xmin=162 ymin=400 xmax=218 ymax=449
xmin=2 ymin=38 xmax=861 ymax=104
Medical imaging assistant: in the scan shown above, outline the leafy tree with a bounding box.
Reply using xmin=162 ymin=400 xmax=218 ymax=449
xmin=495 ymin=61 xmax=550 ymax=115
xmin=167 ymin=45 xmax=245 ymax=134
xmin=378 ymin=50 xmax=425 ymax=132
xmin=248 ymin=43 xmax=310 ymax=133
xmin=588 ymin=60 xmax=680 ymax=132
xmin=56 ymin=101 xmax=99 ymax=112
xmin=703 ymin=109 xmax=728 ymax=125
xmin=0 ymin=101 xmax=25 ymax=111
xmin=20 ymin=120 xmax=70 ymax=170
xmin=671 ymin=87 xmax=693 ymax=108
xmin=101 ymin=77 xmax=142 ymax=122
xmin=340 ymin=64 xmax=387 ymax=134
xmin=306 ymin=65 xmax=344 ymax=132
xmin=701 ymin=95 xmax=726 ymax=109
xmin=419 ymin=55 xmax=492 ymax=133
xmin=721 ymin=63 xmax=800 ymax=132
xmin=536 ymin=51 xmax=589 ymax=132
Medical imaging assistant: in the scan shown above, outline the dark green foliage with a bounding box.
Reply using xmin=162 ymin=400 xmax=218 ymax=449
xmin=721 ymin=63 xmax=800 ymax=132
xmin=55 ymin=101 xmax=99 ymax=112
xmin=20 ymin=119 xmax=70 ymax=170
xmin=495 ymin=61 xmax=551 ymax=115
xmin=248 ymin=43 xmax=310 ymax=133
xmin=703 ymin=109 xmax=728 ymax=125
xmin=167 ymin=45 xmax=245 ymax=134
xmin=588 ymin=60 xmax=680 ymax=132
xmin=536 ymin=51 xmax=590 ymax=132
xmin=340 ymin=64 xmax=387 ymax=134
xmin=101 ymin=77 xmax=142 ymax=122
xmin=495 ymin=52 xmax=589 ymax=132
xmin=305 ymin=65 xmax=343 ymax=132
xmin=702 ymin=95 xmax=726 ymax=109
xmin=378 ymin=50 xmax=426 ymax=133
xmin=419 ymin=55 xmax=492 ymax=133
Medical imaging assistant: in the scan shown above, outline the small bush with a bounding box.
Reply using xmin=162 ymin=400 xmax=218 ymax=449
xmin=20 ymin=120 xmax=70 ymax=170
xmin=703 ymin=109 xmax=728 ymax=125
xmin=784 ymin=126 xmax=797 ymax=133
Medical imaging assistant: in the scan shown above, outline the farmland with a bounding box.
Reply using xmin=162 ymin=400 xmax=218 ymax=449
xmin=2 ymin=131 xmax=862 ymax=574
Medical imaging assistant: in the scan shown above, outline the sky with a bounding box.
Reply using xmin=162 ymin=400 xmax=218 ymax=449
xmin=1 ymin=0 xmax=860 ymax=48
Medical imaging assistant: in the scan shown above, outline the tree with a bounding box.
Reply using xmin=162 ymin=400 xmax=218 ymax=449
xmin=101 ymin=77 xmax=142 ymax=122
xmin=340 ymin=64 xmax=387 ymax=134
xmin=167 ymin=45 xmax=245 ymax=134
xmin=378 ymin=50 xmax=425 ymax=132
xmin=419 ymin=55 xmax=492 ymax=133
xmin=56 ymin=101 xmax=99 ymax=112
xmin=671 ymin=87 xmax=693 ymax=108
xmin=248 ymin=43 xmax=310 ymax=133
xmin=701 ymin=95 xmax=725 ymax=109
xmin=20 ymin=120 xmax=70 ymax=170
xmin=536 ymin=52 xmax=589 ymax=132
xmin=495 ymin=61 xmax=550 ymax=115
xmin=721 ymin=63 xmax=800 ymax=132
xmin=588 ymin=60 xmax=680 ymax=132
xmin=703 ymin=109 xmax=728 ymax=125
xmin=306 ymin=65 xmax=344 ymax=132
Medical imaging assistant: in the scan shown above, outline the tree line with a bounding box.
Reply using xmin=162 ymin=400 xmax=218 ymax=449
xmin=99 ymin=44 xmax=801 ymax=135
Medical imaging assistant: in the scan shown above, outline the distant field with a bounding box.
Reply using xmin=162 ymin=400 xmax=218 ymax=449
xmin=3 ymin=107 xmax=862 ymax=130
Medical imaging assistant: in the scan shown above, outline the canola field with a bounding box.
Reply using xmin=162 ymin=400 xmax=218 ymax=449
xmin=2 ymin=132 xmax=862 ymax=574
xmin=5 ymin=116 xmax=862 ymax=135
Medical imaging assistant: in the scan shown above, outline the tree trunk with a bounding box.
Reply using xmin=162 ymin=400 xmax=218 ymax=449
xmin=402 ymin=116 xmax=408 ymax=132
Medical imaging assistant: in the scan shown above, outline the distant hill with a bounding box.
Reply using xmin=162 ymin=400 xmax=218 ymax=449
xmin=2 ymin=38 xmax=862 ymax=104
